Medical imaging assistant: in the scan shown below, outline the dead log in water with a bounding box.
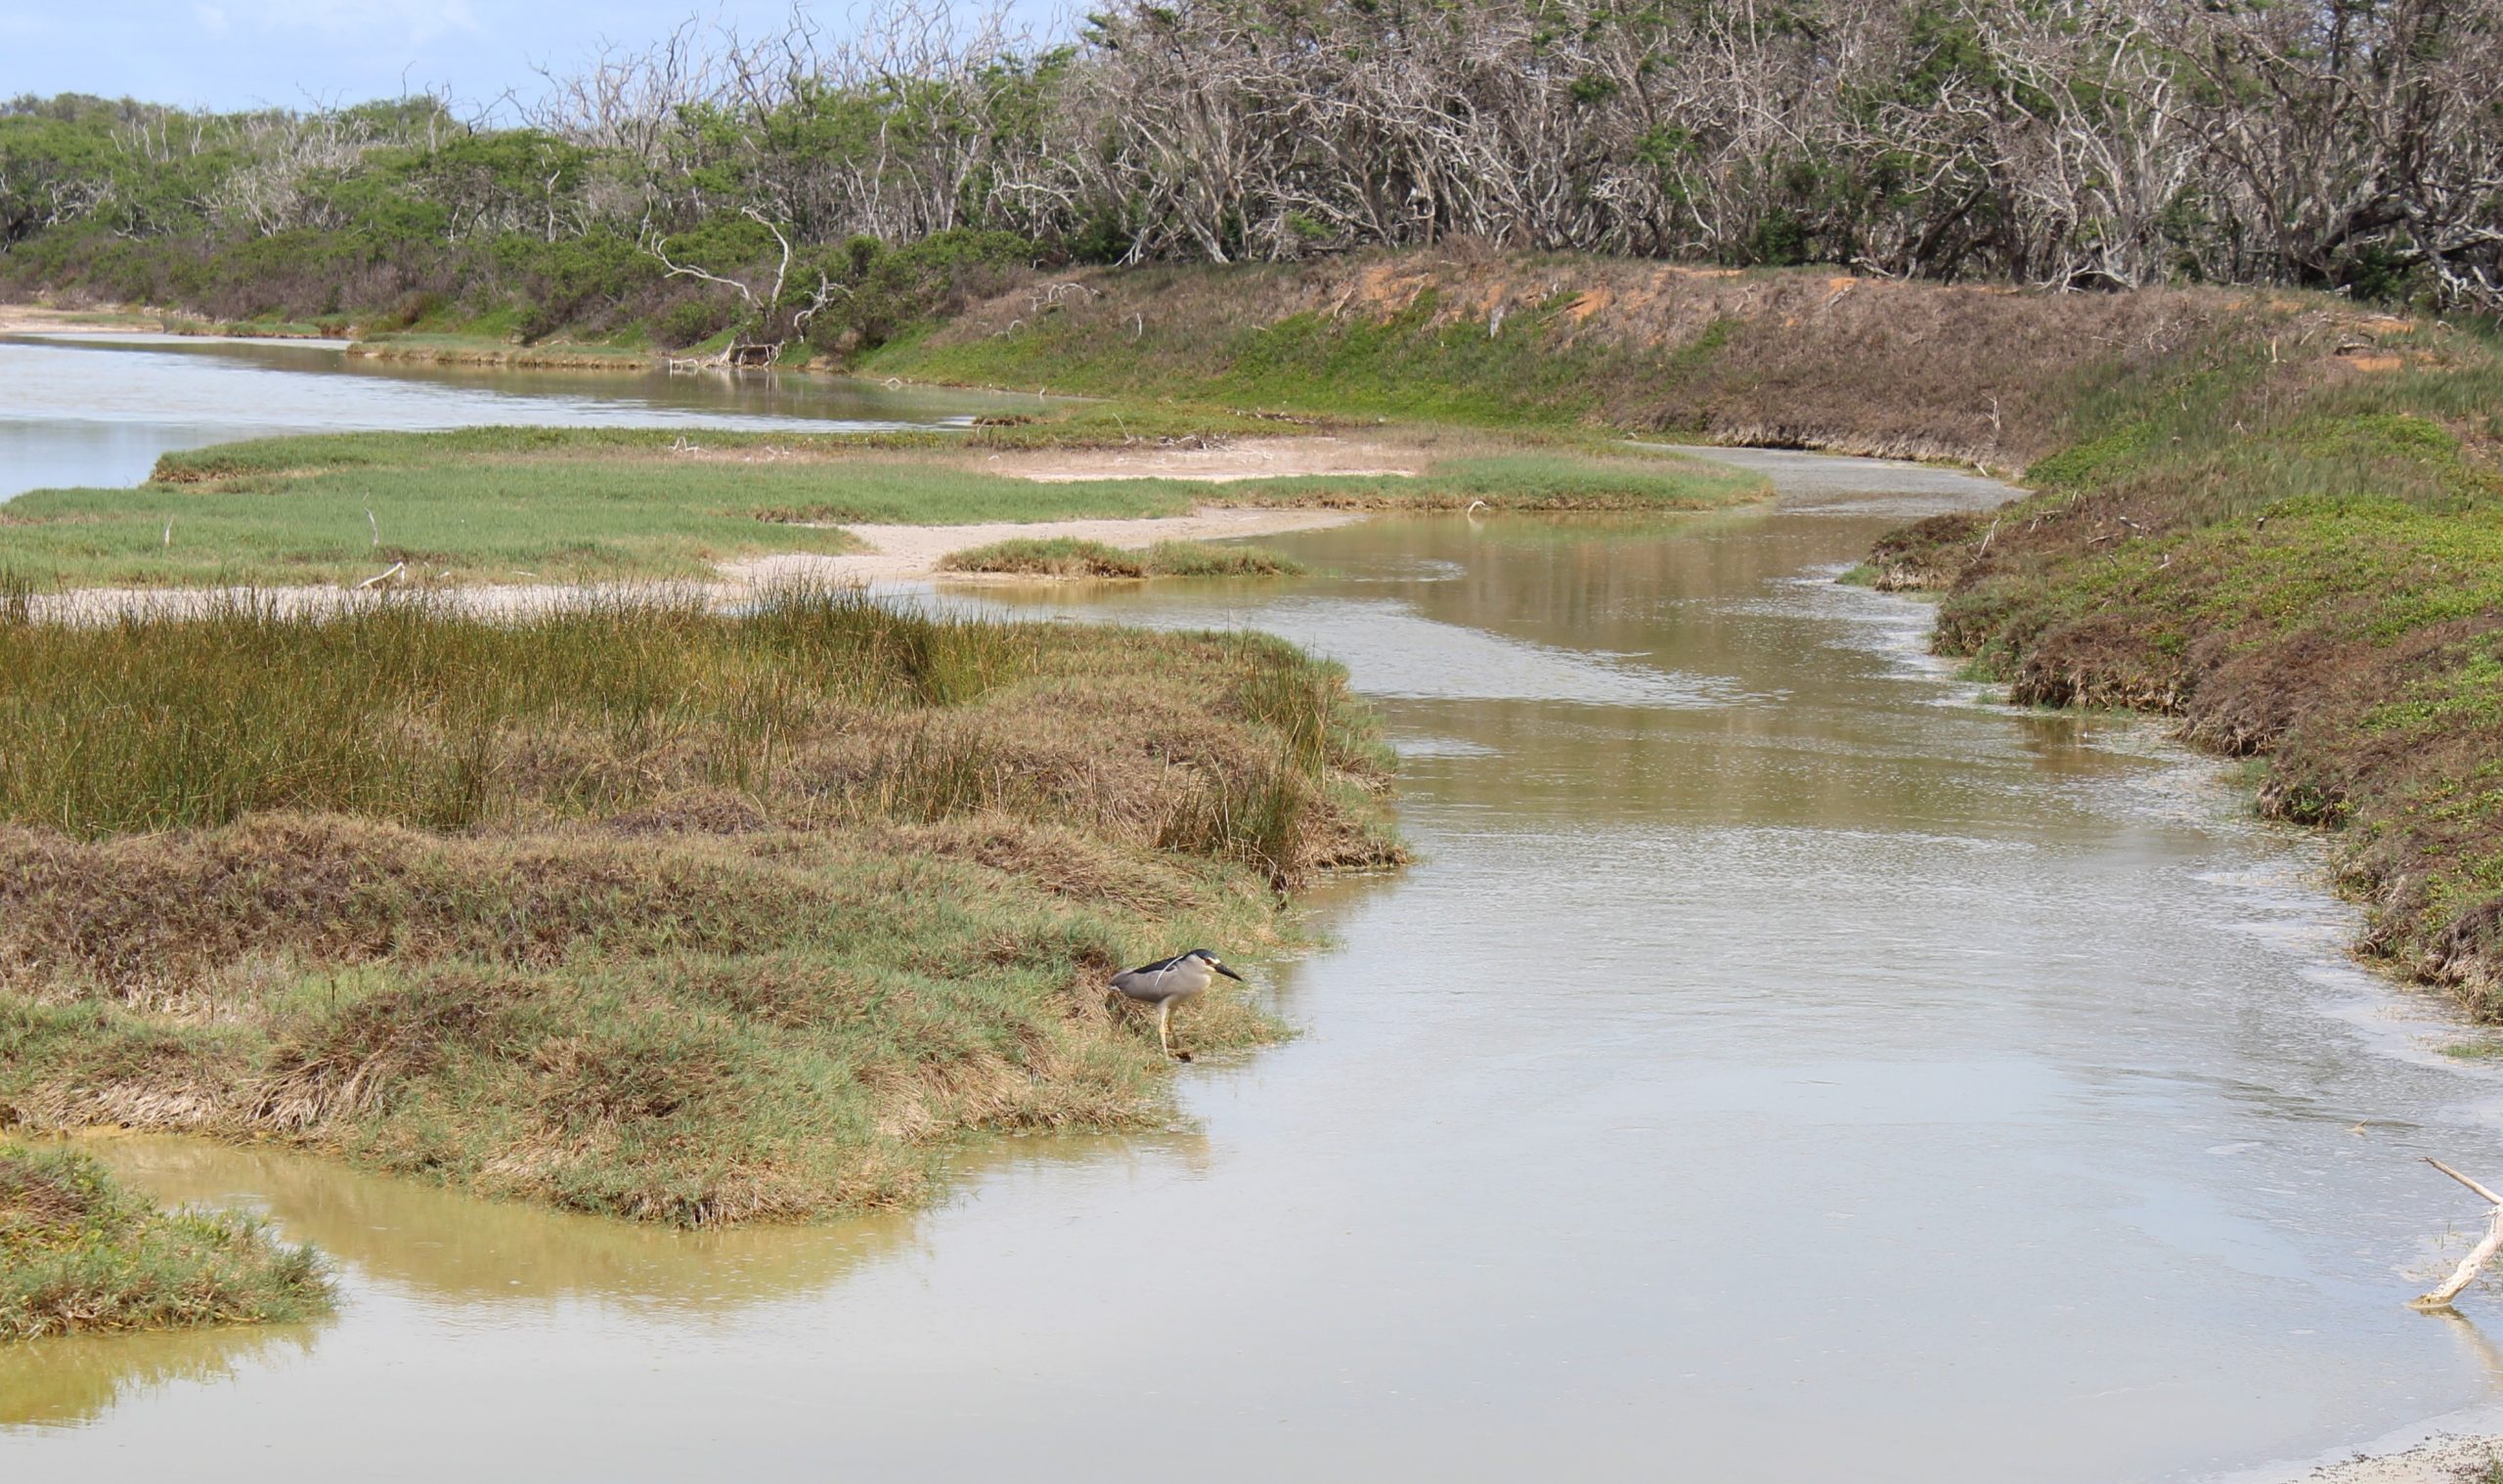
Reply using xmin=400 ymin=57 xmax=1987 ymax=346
xmin=2413 ymin=1159 xmax=2503 ymax=1311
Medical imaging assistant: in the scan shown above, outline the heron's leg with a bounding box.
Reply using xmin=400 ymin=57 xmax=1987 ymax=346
xmin=1157 ymin=1000 xmax=1175 ymax=1058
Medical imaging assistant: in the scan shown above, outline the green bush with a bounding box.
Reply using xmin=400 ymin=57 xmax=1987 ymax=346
xmin=657 ymin=293 xmax=735 ymax=350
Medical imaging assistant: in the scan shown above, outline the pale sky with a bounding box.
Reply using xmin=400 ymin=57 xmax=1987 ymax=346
xmin=0 ymin=1 xmax=1066 ymax=114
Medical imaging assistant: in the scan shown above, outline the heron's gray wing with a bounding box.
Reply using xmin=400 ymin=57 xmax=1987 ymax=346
xmin=1110 ymin=963 xmax=1176 ymax=1001
xmin=1113 ymin=951 xmax=1189 ymax=996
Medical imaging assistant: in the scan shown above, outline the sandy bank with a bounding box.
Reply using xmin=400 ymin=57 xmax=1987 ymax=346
xmin=654 ymin=432 xmax=1426 ymax=484
xmin=725 ymin=505 xmax=1361 ymax=587
xmin=27 ymin=505 xmax=1361 ymax=624
xmin=990 ymin=436 xmax=1421 ymax=483
xmin=343 ymin=339 xmax=654 ymax=371
xmin=2291 ymin=1434 xmax=2501 ymax=1483
xmin=0 ymin=305 xmax=155 ymax=334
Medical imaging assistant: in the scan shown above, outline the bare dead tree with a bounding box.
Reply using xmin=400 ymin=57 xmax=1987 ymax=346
xmin=640 ymin=204 xmax=840 ymax=366
xmin=16 ymin=0 xmax=2503 ymax=311
xmin=528 ymin=18 xmax=725 ymax=175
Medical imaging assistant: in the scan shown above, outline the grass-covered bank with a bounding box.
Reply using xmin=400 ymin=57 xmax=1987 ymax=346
xmin=863 ymin=253 xmax=2366 ymax=464
xmin=1864 ymin=321 xmax=2503 ymax=1013
xmin=0 ymin=589 xmax=1401 ymax=1225
xmin=0 ymin=418 xmax=1762 ymax=590
xmin=343 ymin=331 xmax=662 ymax=371
xmin=942 ymin=538 xmax=1303 ymax=580
xmin=2 ymin=1142 xmax=329 ymax=1338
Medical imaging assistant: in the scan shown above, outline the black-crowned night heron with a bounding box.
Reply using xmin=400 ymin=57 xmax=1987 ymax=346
xmin=1109 ymin=948 xmax=1243 ymax=1062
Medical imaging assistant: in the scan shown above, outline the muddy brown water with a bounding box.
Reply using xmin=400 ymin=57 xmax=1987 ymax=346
xmin=5 ymin=429 xmax=2503 ymax=1480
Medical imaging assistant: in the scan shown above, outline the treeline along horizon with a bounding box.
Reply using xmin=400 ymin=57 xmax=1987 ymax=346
xmin=5 ymin=0 xmax=2499 ymax=354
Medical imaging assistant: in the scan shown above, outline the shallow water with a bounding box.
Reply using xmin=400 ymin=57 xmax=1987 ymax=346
xmin=5 ymin=439 xmax=2502 ymax=1481
xmin=0 ymin=332 xmax=1013 ymax=501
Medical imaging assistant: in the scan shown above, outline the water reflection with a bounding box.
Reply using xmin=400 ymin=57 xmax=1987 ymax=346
xmin=0 ymin=1322 xmax=318 ymax=1430
xmin=80 ymin=1136 xmax=917 ymax=1309
xmin=2437 ymin=1308 xmax=2503 ymax=1389
xmin=0 ymin=333 xmax=1015 ymax=500
xmin=5 ymin=1124 xmax=1221 ymax=1432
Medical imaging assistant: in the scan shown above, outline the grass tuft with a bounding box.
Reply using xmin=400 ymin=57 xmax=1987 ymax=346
xmin=0 ymin=1142 xmax=329 ymax=1339
xmin=0 ymin=567 xmax=33 ymax=624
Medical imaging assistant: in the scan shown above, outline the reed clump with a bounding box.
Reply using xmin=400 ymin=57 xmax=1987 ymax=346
xmin=0 ymin=1142 xmax=329 ymax=1338
xmin=0 ymin=588 xmax=1401 ymax=1225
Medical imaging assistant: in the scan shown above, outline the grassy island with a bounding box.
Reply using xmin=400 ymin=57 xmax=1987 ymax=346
xmin=0 ymin=418 xmax=1762 ymax=591
xmin=0 ymin=589 xmax=1400 ymax=1225
xmin=940 ymin=538 xmax=1304 ymax=579
xmin=2 ymin=1143 xmax=329 ymax=1338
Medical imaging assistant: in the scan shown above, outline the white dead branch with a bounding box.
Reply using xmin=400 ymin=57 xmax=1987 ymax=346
xmin=2414 ymin=1158 xmax=2503 ymax=1311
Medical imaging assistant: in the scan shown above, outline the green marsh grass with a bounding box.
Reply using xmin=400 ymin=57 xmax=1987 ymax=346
xmin=0 ymin=588 xmax=1041 ymax=835
xmin=0 ymin=422 xmax=1761 ymax=589
xmin=0 ymin=589 xmax=1401 ymax=1224
xmin=869 ymin=268 xmax=1627 ymax=426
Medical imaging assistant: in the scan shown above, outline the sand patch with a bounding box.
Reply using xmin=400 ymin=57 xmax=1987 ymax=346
xmin=0 ymin=306 xmax=155 ymax=335
xmin=650 ymin=434 xmax=1420 ymax=484
xmin=982 ymin=436 xmax=1421 ymax=484
xmin=32 ymin=506 xmax=1361 ymax=623
xmin=2286 ymin=1432 xmax=2502 ymax=1483
xmin=725 ymin=505 xmax=1362 ymax=587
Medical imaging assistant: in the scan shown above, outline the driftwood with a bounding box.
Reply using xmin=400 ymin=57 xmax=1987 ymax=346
xmin=2413 ymin=1158 xmax=2503 ymax=1311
